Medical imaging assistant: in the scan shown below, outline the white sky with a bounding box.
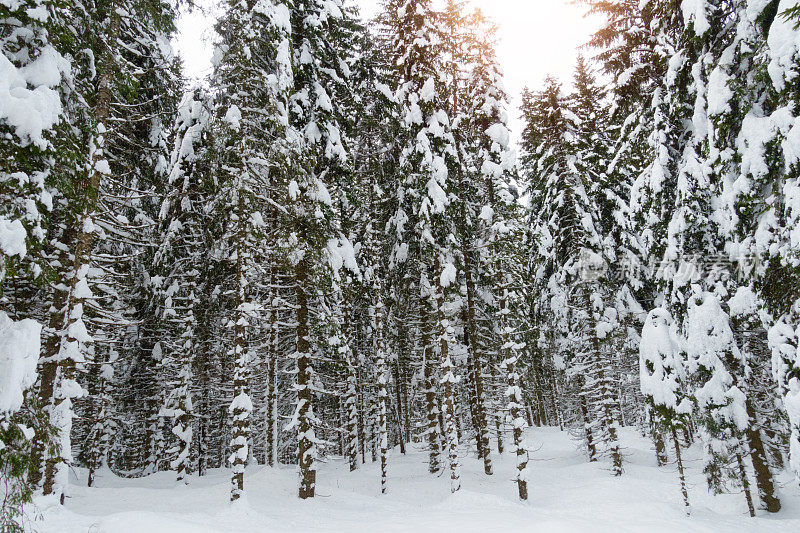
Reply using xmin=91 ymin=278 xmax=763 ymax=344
xmin=174 ymin=0 xmax=602 ymax=142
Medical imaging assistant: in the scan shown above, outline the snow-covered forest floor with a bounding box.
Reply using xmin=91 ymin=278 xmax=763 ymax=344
xmin=30 ymin=427 xmax=800 ymax=532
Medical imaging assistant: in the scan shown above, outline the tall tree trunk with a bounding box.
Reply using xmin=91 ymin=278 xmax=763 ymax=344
xmin=230 ymin=210 xmax=251 ymax=502
xmin=375 ymin=297 xmax=389 ymax=493
xmin=584 ymin=291 xmax=622 ymax=475
xmin=435 ymin=258 xmax=460 ymax=493
xmin=735 ymin=404 xmax=779 ymax=515
xmin=39 ymin=6 xmax=122 ymax=503
xmin=461 ymin=246 xmax=493 ymax=475
xmin=422 ymin=319 xmax=441 ymax=473
xmin=500 ymin=288 xmax=528 ymax=500
xmin=397 ymin=320 xmax=412 ymax=445
xmin=295 ymin=259 xmax=316 ymax=499
xmin=745 ymin=400 xmax=780 ymax=512
xmin=265 ymin=304 xmax=278 ymax=468
xmin=393 ymin=356 xmax=406 ymax=455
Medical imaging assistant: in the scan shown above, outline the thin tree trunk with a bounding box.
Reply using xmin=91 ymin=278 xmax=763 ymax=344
xmin=393 ymin=357 xmax=406 ymax=455
xmin=345 ymin=362 xmax=359 ymax=471
xmin=671 ymin=424 xmax=691 ymax=515
xmin=375 ymin=297 xmax=389 ymax=494
xmin=579 ymin=390 xmax=597 ymax=462
xmin=264 ymin=296 xmax=278 ymax=468
xmin=422 ymin=320 xmax=441 ymax=473
xmin=500 ymin=288 xmax=528 ymax=500
xmin=736 ymin=451 xmax=756 ymax=517
xmin=461 ymin=247 xmax=493 ymax=475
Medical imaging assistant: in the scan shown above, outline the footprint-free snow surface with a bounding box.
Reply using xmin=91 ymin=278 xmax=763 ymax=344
xmin=32 ymin=427 xmax=800 ymax=532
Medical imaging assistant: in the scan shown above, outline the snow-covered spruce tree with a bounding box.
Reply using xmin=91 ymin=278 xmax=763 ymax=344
xmin=569 ymin=57 xmax=625 ymax=476
xmin=521 ymin=66 xmax=623 ymax=475
xmin=581 ymin=1 xmax=668 ymax=443
xmin=75 ymin=0 xmax=180 ymax=480
xmin=378 ymin=0 xmax=462 ymax=488
xmin=715 ymin=1 xmax=800 ymax=489
xmin=461 ymin=17 xmax=528 ymax=454
xmin=282 ymin=0 xmax=360 ymax=499
xmin=634 ymin=0 xmax=790 ymax=512
xmin=441 ymin=0 xmax=511 ymax=477
xmin=0 ymin=5 xmax=66 ymax=508
xmin=33 ymin=0 xmax=180 ymax=502
xmin=639 ymin=308 xmax=691 ymax=513
xmin=152 ymin=88 xmax=214 ymax=485
xmin=1 ymin=1 xmax=69 ymax=505
xmin=344 ymin=20 xmax=398 ymax=471
xmin=521 ymin=77 xmax=600 ymax=460
xmin=463 ymin=25 xmax=531 ymax=489
xmin=686 ymin=290 xmax=755 ymax=516
xmin=0 ymin=0 xmax=60 ymax=493
xmin=212 ymin=0 xmax=293 ymax=501
xmin=686 ymin=2 xmax=787 ymax=512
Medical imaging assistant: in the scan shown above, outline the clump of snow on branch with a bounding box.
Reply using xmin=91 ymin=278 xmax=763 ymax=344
xmin=0 ymin=311 xmax=41 ymax=414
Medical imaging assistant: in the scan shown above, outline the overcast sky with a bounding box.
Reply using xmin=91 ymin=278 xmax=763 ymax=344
xmin=174 ymin=0 xmax=601 ymax=143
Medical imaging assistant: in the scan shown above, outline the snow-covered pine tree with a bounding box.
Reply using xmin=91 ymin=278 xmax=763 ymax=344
xmin=639 ymin=308 xmax=692 ymax=513
xmin=569 ymin=57 xmax=624 ymax=476
xmin=685 ymin=290 xmax=755 ymax=516
xmin=521 ymin=66 xmax=623 ymax=475
xmin=33 ymin=0 xmax=180 ymax=502
xmin=283 ymin=0 xmax=360 ymax=499
xmin=153 ymin=88 xmax=214 ymax=485
xmin=521 ymin=77 xmax=601 ymax=460
xmin=1 ymin=2 xmax=67 ymax=521
xmin=212 ymin=0 xmax=294 ymax=501
xmin=378 ymin=0 xmax=462 ymax=486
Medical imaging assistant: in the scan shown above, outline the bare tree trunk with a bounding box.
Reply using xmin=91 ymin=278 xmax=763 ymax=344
xmin=393 ymin=357 xmax=406 ymax=455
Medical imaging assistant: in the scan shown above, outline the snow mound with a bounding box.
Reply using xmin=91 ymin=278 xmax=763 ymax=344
xmin=430 ymin=489 xmax=522 ymax=512
xmin=0 ymin=310 xmax=41 ymax=413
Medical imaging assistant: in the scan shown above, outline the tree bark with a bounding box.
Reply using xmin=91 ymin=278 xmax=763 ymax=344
xmin=295 ymin=259 xmax=316 ymax=499
xmin=745 ymin=400 xmax=780 ymax=512
xmin=671 ymin=424 xmax=691 ymax=515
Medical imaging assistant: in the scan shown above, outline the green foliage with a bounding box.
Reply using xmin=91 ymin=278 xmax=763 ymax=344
xmin=1 ymin=396 xmax=58 ymax=532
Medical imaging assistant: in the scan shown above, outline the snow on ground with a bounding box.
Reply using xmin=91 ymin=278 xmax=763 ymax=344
xmin=33 ymin=427 xmax=800 ymax=532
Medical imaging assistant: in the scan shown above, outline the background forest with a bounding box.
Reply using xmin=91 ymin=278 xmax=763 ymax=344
xmin=2 ymin=0 xmax=800 ymax=530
